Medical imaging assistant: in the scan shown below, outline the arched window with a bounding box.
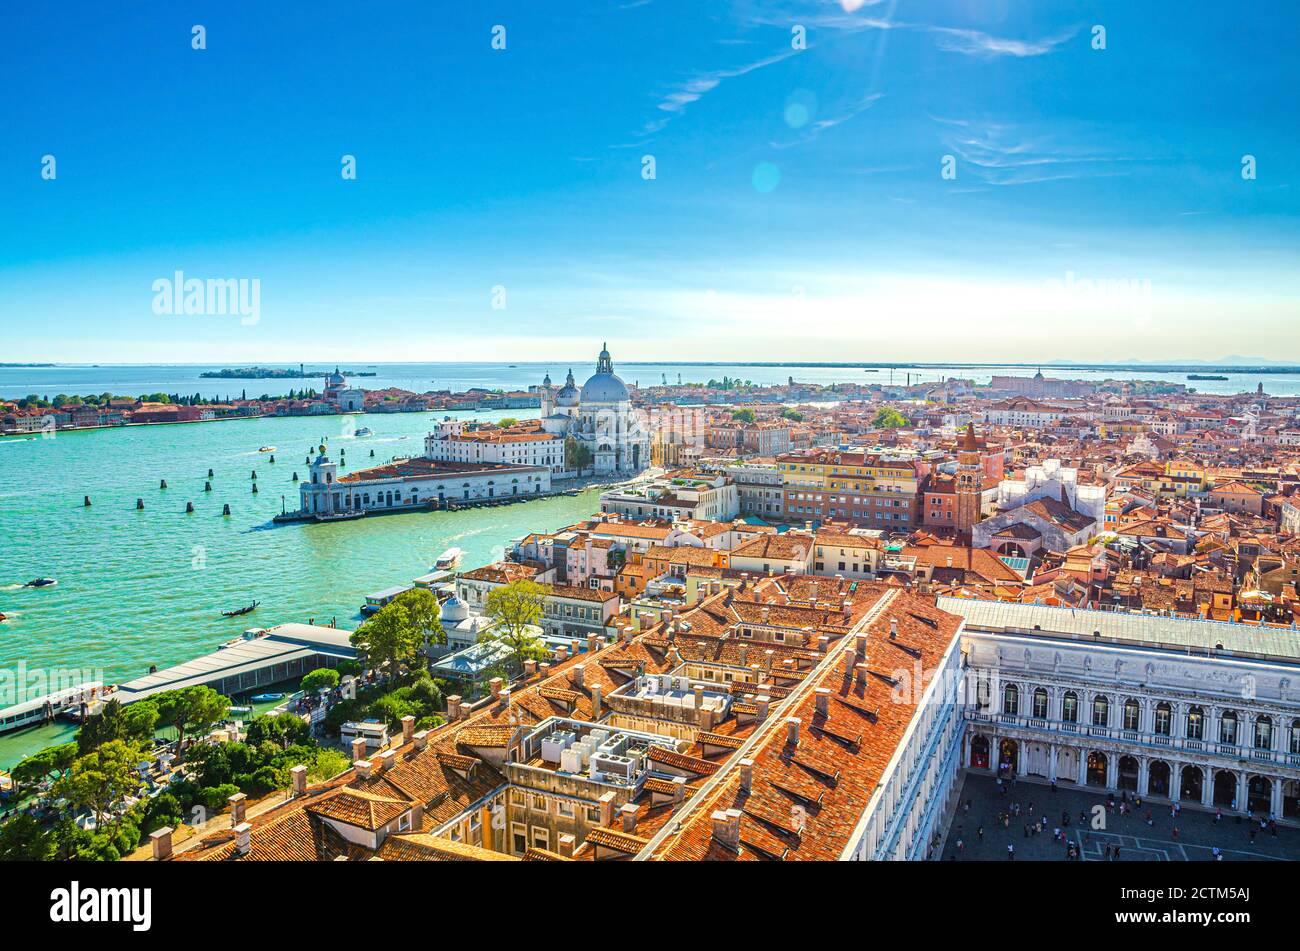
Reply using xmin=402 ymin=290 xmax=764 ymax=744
xmin=1255 ymin=715 xmax=1274 ymax=751
xmin=1186 ymin=706 xmax=1204 ymax=740
xmin=1154 ymin=702 xmax=1172 ymax=736
xmin=1123 ymin=699 xmax=1141 ymax=731
xmin=1061 ymin=691 xmax=1078 ymax=724
xmin=1002 ymin=683 xmax=1019 ymax=716
xmin=1291 ymin=719 xmax=1300 ymax=756
xmin=1032 ymin=688 xmax=1048 ymax=719
xmin=975 ymin=673 xmax=991 ymax=712
xmin=1092 ymin=695 xmax=1110 ymax=727
xmin=1220 ymin=710 xmax=1238 ymax=745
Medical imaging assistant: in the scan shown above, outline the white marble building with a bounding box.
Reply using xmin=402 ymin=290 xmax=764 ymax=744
xmin=944 ymin=598 xmax=1300 ymax=821
xmin=538 ymin=345 xmax=650 ymax=477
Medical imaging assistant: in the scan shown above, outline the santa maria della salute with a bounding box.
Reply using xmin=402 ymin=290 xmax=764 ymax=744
xmin=537 ymin=343 xmax=651 ymax=476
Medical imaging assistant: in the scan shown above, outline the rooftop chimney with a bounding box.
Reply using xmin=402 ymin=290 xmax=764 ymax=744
xmin=413 ymin=730 xmax=429 ymax=752
xmin=889 ymin=617 xmax=898 ymax=639
xmin=786 ymin=717 xmax=801 ymax=746
xmin=558 ymin=833 xmax=576 ymax=857
xmin=150 ymin=826 xmax=174 ymax=861
xmin=711 ymin=809 xmax=741 ymax=850
xmin=400 ymin=714 xmax=415 ymax=745
xmin=818 ymin=634 xmax=830 ymax=653
xmin=499 ymin=688 xmax=512 ymax=707
xmin=489 ymin=678 xmax=503 ymax=699
xmin=620 ymin=803 xmax=639 ymax=833
xmin=855 ymin=662 xmax=869 ymax=686
xmin=672 ymin=775 xmax=687 ymax=802
xmin=587 ymin=634 xmax=602 ymax=654
xmin=378 ymin=750 xmax=396 ymax=774
xmin=446 ymin=695 xmax=463 ymax=720
xmin=598 ymin=790 xmax=617 ymax=827
xmin=351 ymin=736 xmax=367 ymax=763
xmin=290 ymin=764 xmax=308 ymax=796
xmin=738 ymin=644 xmax=749 ymax=666
xmin=855 ymin=633 xmax=868 ymax=656
xmin=739 ymin=759 xmax=754 ymax=793
xmin=539 ymin=663 xmax=552 ymax=679
xmin=571 ymin=664 xmax=585 ymax=688
xmin=228 ymin=791 xmax=247 ymax=826
xmin=234 ymin=822 xmax=252 ymax=856
xmin=756 ymin=695 xmax=771 ymax=720
xmin=355 ymin=759 xmax=374 ymax=779
xmin=524 ymin=658 xmax=537 ymax=678
xmin=815 ymin=687 xmax=831 ymax=716
xmin=592 ymin=683 xmax=604 ymax=720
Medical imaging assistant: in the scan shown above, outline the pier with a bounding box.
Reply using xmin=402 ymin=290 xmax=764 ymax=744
xmin=114 ymin=623 xmax=357 ymax=704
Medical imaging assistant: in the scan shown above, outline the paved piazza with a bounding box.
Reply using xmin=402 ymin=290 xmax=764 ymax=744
xmin=941 ymin=771 xmax=1300 ymax=861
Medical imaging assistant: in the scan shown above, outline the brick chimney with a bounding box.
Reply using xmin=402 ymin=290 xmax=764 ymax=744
xmin=234 ymin=822 xmax=252 ymax=856
xmin=672 ymin=775 xmax=687 ymax=802
xmin=785 ymin=716 xmax=801 ymax=746
xmin=489 ymin=678 xmax=503 ymax=699
xmin=228 ymin=791 xmax=247 ymax=826
xmin=556 ymin=646 xmax=568 ymax=661
xmin=290 ymin=764 xmax=308 ymax=797
xmin=598 ymin=790 xmax=617 ymax=826
xmin=855 ymin=662 xmax=869 ymax=686
xmin=620 ymin=803 xmax=639 ymax=833
xmin=756 ymin=695 xmax=771 ymax=720
xmin=592 ymin=683 xmax=603 ymax=720
xmin=447 ymin=694 xmax=462 ymax=719
xmin=524 ymin=659 xmax=537 ymax=678
xmin=711 ymin=809 xmax=741 ymax=849
xmin=400 ymin=714 xmax=415 ymax=745
xmin=413 ymin=730 xmax=429 ymax=752
xmin=815 ymin=687 xmax=831 ymax=716
xmin=351 ymin=736 xmax=367 ymax=762
xmin=571 ymin=664 xmax=585 ymax=688
xmin=538 ymin=663 xmax=551 ymax=679
xmin=558 ymin=832 xmax=576 ymax=857
xmin=150 ymin=826 xmax=173 ymax=861
xmin=587 ymin=634 xmax=601 ymax=654
xmin=855 ymin=633 xmax=868 ymax=656
xmin=739 ymin=758 xmax=754 ymax=793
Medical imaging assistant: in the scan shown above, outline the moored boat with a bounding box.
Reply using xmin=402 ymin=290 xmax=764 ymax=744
xmin=249 ymin=692 xmax=285 ymax=703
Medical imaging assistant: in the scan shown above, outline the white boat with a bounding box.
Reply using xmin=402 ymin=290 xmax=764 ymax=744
xmin=259 ymin=446 xmax=276 ymax=452
xmin=355 ymin=427 xmax=373 ymax=437
xmin=434 ymin=547 xmax=463 ymax=571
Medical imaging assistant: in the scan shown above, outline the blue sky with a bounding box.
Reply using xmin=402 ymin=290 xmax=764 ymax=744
xmin=1 ymin=0 xmax=1297 ymax=364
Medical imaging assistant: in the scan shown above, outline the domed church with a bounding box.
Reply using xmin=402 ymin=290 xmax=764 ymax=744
xmin=538 ymin=344 xmax=650 ymax=476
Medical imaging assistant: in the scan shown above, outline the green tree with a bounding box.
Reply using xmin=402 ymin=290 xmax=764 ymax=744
xmin=393 ymin=587 xmax=445 ymax=662
xmin=153 ymin=686 xmax=231 ymax=756
xmin=351 ymin=600 xmax=422 ymax=674
xmin=481 ymin=579 xmax=550 ymax=667
xmin=53 ymin=740 xmax=143 ymax=830
xmin=301 ymin=667 xmax=341 ymax=693
xmin=10 ymin=741 xmax=78 ymax=793
xmin=496 ymin=417 xmax=519 ymax=428
xmin=871 ymin=407 xmax=911 ymax=429
xmin=565 ymin=436 xmax=594 ymax=476
xmin=779 ymin=406 xmax=804 ymax=422
xmin=731 ymin=408 xmax=757 ymax=424
xmin=0 ymin=815 xmax=53 ymax=861
xmin=76 ymin=698 xmax=159 ymax=754
xmin=245 ymin=712 xmax=311 ymax=749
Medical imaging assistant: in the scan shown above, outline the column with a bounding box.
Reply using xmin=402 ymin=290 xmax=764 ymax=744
xmin=1105 ymin=754 xmax=1117 ymax=791
xmin=1235 ymin=772 xmax=1248 ymax=813
xmin=1271 ymin=776 xmax=1284 ymax=818
xmin=1169 ymin=761 xmax=1181 ymax=802
xmin=1077 ymin=748 xmax=1089 ymax=786
xmin=1049 ymin=745 xmax=1059 ymax=781
xmin=1201 ymin=767 xmax=1213 ymax=807
xmin=1138 ymin=758 xmax=1150 ymax=796
xmin=1016 ymin=744 xmax=1029 ymax=777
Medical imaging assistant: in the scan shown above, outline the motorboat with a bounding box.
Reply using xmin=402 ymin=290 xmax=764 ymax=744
xmin=250 ymin=693 xmax=285 ymax=703
xmin=434 ymin=547 xmax=463 ymax=571
xmin=354 ymin=427 xmax=373 ymax=437
xmin=23 ymin=578 xmax=56 ymax=588
xmin=259 ymin=446 xmax=276 ymax=452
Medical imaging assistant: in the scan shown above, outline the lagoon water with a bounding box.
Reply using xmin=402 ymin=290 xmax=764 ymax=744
xmin=0 ymin=405 xmax=605 ymax=767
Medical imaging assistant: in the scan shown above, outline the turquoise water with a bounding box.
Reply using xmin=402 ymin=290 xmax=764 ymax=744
xmin=0 ymin=408 xmax=601 ymax=768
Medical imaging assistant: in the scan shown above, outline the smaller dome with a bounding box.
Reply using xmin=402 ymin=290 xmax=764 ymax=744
xmin=440 ymin=595 xmax=470 ymax=624
xmin=555 ymin=369 xmax=580 ymax=407
xmin=327 ymin=367 xmax=346 ymax=386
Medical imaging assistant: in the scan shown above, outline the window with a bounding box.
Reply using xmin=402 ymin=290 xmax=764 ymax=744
xmin=1154 ymin=702 xmax=1172 ymax=736
xmin=1032 ymin=688 xmax=1048 ymax=719
xmin=1255 ymin=715 xmax=1274 ymax=750
xmin=1186 ymin=706 xmax=1204 ymax=740
xmin=1291 ymin=719 xmax=1300 ymax=755
xmin=1123 ymin=699 xmax=1140 ymax=731
xmin=1220 ymin=710 xmax=1238 ymax=745
xmin=1092 ymin=695 xmax=1109 ymax=727
xmin=531 ymin=827 xmax=550 ymax=850
xmin=1061 ymin=691 xmax=1078 ymax=723
xmin=1002 ymin=683 xmax=1019 ymax=715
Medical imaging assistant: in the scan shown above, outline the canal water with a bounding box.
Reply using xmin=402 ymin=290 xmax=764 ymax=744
xmin=0 ymin=407 xmax=602 ymax=767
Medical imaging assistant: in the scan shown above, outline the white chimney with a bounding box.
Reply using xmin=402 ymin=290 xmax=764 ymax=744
xmin=355 ymin=759 xmax=374 ymax=779
xmin=228 ymin=791 xmax=247 ymax=826
xmin=413 ymin=730 xmax=429 ymax=752
xmin=855 ymin=662 xmax=869 ymax=686
xmin=378 ymin=750 xmax=396 ymax=773
xmin=290 ymin=763 xmax=308 ymax=796
xmin=524 ymin=659 xmax=537 ymax=677
xmin=571 ymin=664 xmax=585 ymax=688
xmin=234 ymin=822 xmax=252 ymax=856
xmin=592 ymin=683 xmax=603 ymax=720
xmin=815 ymin=687 xmax=831 ymax=716
xmin=711 ymin=809 xmax=741 ymax=849
xmin=672 ymin=776 xmax=687 ymax=802
xmin=739 ymin=758 xmax=754 ymax=793
xmin=889 ymin=617 xmax=898 ymax=639
xmin=756 ymin=695 xmax=771 ymax=720
xmin=499 ymin=688 xmax=512 ymax=707
xmin=558 ymin=833 xmax=576 ymax=857
xmin=598 ymin=790 xmax=617 ymax=827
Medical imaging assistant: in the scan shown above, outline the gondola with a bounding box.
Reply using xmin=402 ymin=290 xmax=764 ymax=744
xmin=222 ymin=600 xmax=260 ymax=617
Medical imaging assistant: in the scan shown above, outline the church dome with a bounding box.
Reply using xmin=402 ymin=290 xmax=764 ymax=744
xmin=327 ymin=367 xmax=346 ymax=387
xmin=555 ymin=368 xmax=581 ymax=407
xmin=580 ymin=344 xmax=630 ymax=403
xmin=440 ymin=595 xmax=470 ymax=624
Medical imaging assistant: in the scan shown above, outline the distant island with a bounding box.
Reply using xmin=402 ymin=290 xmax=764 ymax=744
xmin=200 ymin=366 xmax=377 ymax=379
xmin=0 ymin=362 xmax=55 ymax=367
